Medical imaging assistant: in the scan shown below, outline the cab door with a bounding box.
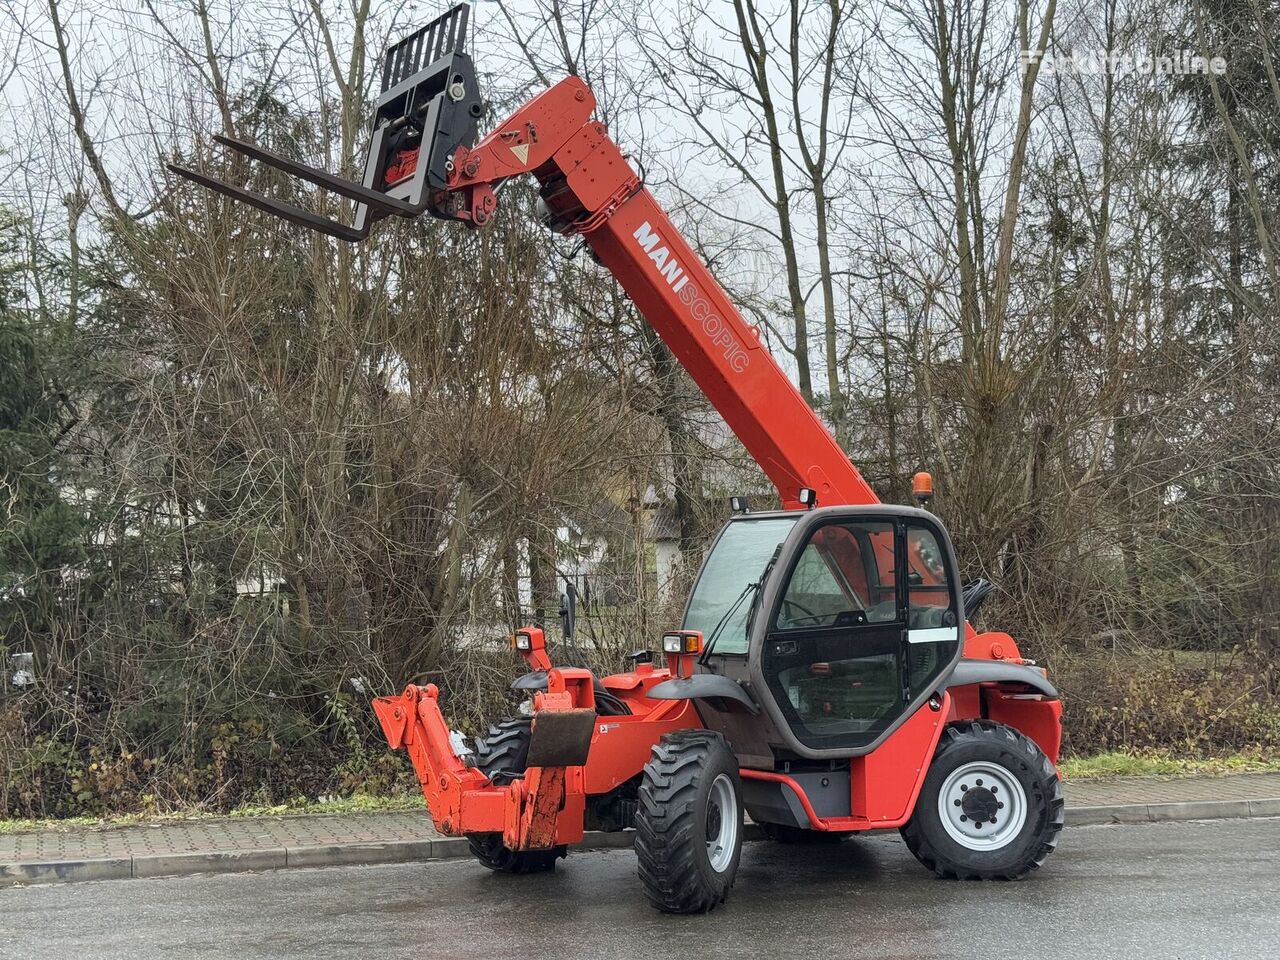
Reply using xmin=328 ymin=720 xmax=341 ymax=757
xmin=758 ymin=514 xmax=961 ymax=754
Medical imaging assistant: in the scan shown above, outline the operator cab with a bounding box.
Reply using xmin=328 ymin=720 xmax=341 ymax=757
xmin=683 ymin=505 xmax=963 ymax=761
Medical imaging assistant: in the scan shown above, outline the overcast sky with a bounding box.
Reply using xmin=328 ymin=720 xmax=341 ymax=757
xmin=0 ymin=0 xmax=1067 ymax=376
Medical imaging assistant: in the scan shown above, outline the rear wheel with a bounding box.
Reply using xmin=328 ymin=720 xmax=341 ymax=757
xmin=466 ymin=717 xmax=566 ymax=874
xmin=635 ymin=731 xmax=743 ymax=914
xmin=901 ymin=720 xmax=1063 ymax=880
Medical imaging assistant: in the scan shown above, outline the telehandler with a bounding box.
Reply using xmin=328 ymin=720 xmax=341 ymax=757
xmin=171 ymin=3 xmax=1064 ymax=913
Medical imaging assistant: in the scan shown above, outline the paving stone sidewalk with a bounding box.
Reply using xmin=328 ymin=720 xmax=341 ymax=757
xmin=1067 ymin=771 xmax=1280 ymax=807
xmin=2 ymin=811 xmax=443 ymax=866
xmin=4 ymin=772 xmax=1279 ymax=886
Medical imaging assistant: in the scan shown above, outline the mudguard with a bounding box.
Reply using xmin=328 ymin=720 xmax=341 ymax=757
xmin=512 ymin=670 xmax=548 ymax=692
xmin=647 ymin=674 xmax=759 ymax=714
xmin=527 ymin=708 xmax=597 ymax=767
xmin=944 ymin=659 xmax=1058 ymax=698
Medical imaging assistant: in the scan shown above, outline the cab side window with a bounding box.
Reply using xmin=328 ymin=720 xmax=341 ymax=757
xmin=905 ymin=524 xmax=960 ymax=692
xmin=764 ymin=520 xmax=901 ymax=749
xmin=773 ymin=523 xmax=894 ymax=630
xmin=775 ymin=543 xmax=857 ymax=630
xmin=905 ymin=525 xmax=955 ymax=628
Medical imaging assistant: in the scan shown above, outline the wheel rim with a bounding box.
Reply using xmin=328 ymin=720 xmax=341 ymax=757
xmin=705 ymin=773 xmax=738 ymax=873
xmin=937 ymin=760 xmax=1028 ymax=851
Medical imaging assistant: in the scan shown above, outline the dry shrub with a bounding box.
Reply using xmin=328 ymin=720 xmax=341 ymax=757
xmin=1056 ymin=652 xmax=1280 ymax=759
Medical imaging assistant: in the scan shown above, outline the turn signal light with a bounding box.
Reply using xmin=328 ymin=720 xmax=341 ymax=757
xmin=662 ymin=631 xmax=703 ymax=654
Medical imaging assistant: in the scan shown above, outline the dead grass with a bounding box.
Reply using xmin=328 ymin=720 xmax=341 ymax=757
xmin=0 ymin=791 xmax=423 ymax=835
xmin=1060 ymin=749 xmax=1280 ymax=780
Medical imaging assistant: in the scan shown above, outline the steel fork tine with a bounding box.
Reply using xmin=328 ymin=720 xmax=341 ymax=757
xmin=211 ymin=135 xmax=417 ymax=215
xmin=166 ymin=163 xmax=368 ymax=242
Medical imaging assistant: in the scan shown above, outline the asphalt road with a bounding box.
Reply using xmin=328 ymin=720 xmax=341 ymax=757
xmin=2 ymin=818 xmax=1277 ymax=960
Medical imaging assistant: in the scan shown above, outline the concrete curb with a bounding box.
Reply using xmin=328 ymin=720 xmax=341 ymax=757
xmin=1065 ymin=797 xmax=1279 ymax=826
xmin=0 ymin=827 xmax=644 ymax=886
xmin=132 ymin=848 xmax=288 ymax=879
xmin=1 ymin=857 xmax=132 ymax=885
xmin=4 ymin=800 xmax=1276 ymax=886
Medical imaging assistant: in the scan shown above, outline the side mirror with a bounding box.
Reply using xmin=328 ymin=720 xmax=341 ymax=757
xmin=560 ymin=582 xmax=577 ymax=642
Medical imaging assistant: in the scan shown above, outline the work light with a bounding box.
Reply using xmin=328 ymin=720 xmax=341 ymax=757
xmin=662 ymin=631 xmax=703 ymax=654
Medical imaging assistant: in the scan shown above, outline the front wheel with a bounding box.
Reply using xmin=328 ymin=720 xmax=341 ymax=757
xmin=901 ymin=720 xmax=1063 ymax=880
xmin=635 ymin=731 xmax=743 ymax=913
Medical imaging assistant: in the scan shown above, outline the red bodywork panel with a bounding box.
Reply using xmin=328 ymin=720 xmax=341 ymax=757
xmin=372 ymin=654 xmax=700 ymax=848
xmin=963 ymin=628 xmax=1062 ymax=764
xmin=741 ymin=692 xmax=950 ymax=831
xmin=374 ymin=74 xmax=1062 ymax=844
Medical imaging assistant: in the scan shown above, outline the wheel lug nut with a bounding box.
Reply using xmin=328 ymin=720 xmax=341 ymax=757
xmin=960 ymin=784 xmax=968 ymax=791
xmin=990 ymin=818 xmax=997 ymax=824
xmin=960 ymin=815 xmax=968 ymax=822
xmin=954 ymin=799 xmax=962 ymax=806
xmin=976 ymin=779 xmax=983 ymax=786
xmin=990 ymin=786 xmax=997 ymax=793
xmin=997 ymin=801 xmax=1004 ymax=809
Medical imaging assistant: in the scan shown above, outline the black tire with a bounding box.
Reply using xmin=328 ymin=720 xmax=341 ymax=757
xmin=761 ymin=822 xmax=851 ymax=844
xmin=635 ymin=731 xmax=743 ymax=914
xmin=466 ymin=717 xmax=566 ymax=874
xmin=901 ymin=719 xmax=1064 ymax=880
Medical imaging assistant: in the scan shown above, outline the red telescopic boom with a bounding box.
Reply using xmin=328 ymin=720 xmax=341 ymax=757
xmin=430 ymin=76 xmax=879 ymax=509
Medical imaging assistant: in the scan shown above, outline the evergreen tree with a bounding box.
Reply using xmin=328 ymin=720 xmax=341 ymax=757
xmin=0 ymin=208 xmax=83 ymax=638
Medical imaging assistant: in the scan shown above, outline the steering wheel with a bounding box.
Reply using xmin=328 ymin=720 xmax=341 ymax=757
xmin=781 ymin=597 xmax=820 ymax=624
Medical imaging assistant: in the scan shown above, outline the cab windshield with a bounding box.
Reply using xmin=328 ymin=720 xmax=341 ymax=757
xmin=682 ymin=516 xmax=798 ymax=655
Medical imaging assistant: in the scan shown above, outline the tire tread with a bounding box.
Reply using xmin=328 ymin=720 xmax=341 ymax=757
xmin=634 ymin=730 xmax=739 ymax=913
xmin=901 ymin=719 xmax=1064 ymax=881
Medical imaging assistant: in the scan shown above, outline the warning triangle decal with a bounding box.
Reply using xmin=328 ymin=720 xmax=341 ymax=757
xmin=510 ymin=143 xmax=530 ymax=164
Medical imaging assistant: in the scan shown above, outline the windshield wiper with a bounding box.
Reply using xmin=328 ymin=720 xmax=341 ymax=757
xmin=698 ymin=581 xmax=758 ymax=665
xmin=700 ymin=543 xmax=784 ymax=665
xmin=744 ymin=543 xmax=786 ymax=634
